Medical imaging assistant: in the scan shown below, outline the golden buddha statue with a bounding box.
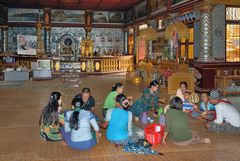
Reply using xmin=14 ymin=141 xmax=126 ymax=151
xmin=80 ymin=38 xmax=93 ymax=57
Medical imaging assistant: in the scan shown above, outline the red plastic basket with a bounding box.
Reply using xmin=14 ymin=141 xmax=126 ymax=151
xmin=144 ymin=123 xmax=165 ymax=144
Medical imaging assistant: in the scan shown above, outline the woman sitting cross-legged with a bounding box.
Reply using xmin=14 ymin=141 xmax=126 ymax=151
xmin=102 ymin=82 xmax=133 ymax=118
xmin=39 ymin=92 xmax=64 ymax=141
xmin=162 ymin=96 xmax=211 ymax=146
xmin=129 ymin=80 xmax=160 ymax=120
xmin=61 ymin=97 xmax=100 ymax=150
xmin=100 ymin=94 xmax=133 ymax=146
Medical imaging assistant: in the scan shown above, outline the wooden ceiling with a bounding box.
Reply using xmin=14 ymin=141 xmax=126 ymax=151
xmin=0 ymin=0 xmax=143 ymax=11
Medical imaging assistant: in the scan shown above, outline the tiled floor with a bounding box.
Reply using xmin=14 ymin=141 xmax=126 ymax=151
xmin=0 ymin=75 xmax=239 ymax=161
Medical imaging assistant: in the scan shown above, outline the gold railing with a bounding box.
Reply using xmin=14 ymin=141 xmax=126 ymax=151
xmin=80 ymin=55 xmax=134 ymax=74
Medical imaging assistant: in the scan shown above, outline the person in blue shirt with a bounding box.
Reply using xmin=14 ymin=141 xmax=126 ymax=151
xmin=61 ymin=97 xmax=81 ymax=141
xmin=100 ymin=94 xmax=132 ymax=146
xmin=61 ymin=97 xmax=100 ymax=150
xmin=199 ymin=93 xmax=216 ymax=120
xmin=182 ymin=90 xmax=196 ymax=113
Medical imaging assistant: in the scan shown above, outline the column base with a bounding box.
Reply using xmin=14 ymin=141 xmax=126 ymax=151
xmin=197 ymin=57 xmax=215 ymax=62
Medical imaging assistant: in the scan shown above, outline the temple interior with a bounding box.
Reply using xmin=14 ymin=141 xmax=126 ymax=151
xmin=0 ymin=0 xmax=240 ymax=161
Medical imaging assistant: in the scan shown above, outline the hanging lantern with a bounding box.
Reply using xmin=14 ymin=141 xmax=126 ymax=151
xmin=139 ymin=27 xmax=158 ymax=41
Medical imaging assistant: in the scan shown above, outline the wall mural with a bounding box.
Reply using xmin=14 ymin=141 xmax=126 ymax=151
xmin=8 ymin=27 xmax=37 ymax=53
xmin=108 ymin=12 xmax=124 ymax=23
xmin=90 ymin=28 xmax=124 ymax=55
xmin=93 ymin=11 xmax=124 ymax=24
xmin=8 ymin=8 xmax=43 ymax=22
xmin=51 ymin=10 xmax=85 ymax=24
xmin=93 ymin=11 xmax=108 ymax=23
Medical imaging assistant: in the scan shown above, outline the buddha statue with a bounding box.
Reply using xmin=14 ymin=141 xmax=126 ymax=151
xmin=80 ymin=38 xmax=93 ymax=57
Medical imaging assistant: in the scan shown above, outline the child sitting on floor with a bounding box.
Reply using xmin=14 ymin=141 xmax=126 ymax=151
xmin=199 ymin=92 xmax=216 ymax=120
xmin=61 ymin=97 xmax=100 ymax=150
xmin=176 ymin=81 xmax=188 ymax=101
xmin=182 ymin=90 xmax=197 ymax=114
xmin=39 ymin=92 xmax=64 ymax=141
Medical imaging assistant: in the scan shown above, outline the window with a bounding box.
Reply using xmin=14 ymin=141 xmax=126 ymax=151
xmin=226 ymin=7 xmax=240 ymax=21
xmin=180 ymin=28 xmax=194 ymax=59
xmin=226 ymin=7 xmax=240 ymax=62
xmin=139 ymin=24 xmax=147 ymax=30
xmin=158 ymin=19 xmax=163 ymax=29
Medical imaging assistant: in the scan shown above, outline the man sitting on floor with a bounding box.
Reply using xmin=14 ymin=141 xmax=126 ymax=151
xmin=205 ymin=90 xmax=240 ymax=134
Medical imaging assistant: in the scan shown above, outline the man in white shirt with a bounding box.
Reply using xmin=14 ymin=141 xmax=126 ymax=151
xmin=205 ymin=90 xmax=240 ymax=133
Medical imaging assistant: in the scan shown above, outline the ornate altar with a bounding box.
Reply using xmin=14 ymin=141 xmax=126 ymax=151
xmin=58 ymin=34 xmax=77 ymax=61
xmin=80 ymin=55 xmax=134 ymax=74
xmin=80 ymin=38 xmax=93 ymax=57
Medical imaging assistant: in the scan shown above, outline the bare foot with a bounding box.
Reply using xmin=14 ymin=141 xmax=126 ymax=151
xmin=61 ymin=141 xmax=67 ymax=146
xmin=203 ymin=138 xmax=211 ymax=144
xmin=135 ymin=117 xmax=139 ymax=122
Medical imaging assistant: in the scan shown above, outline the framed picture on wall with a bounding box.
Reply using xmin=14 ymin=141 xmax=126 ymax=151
xmin=93 ymin=11 xmax=108 ymax=23
xmin=108 ymin=12 xmax=124 ymax=23
xmin=8 ymin=8 xmax=43 ymax=22
xmin=51 ymin=10 xmax=85 ymax=23
xmin=17 ymin=35 xmax=37 ymax=55
xmin=135 ymin=0 xmax=147 ymax=18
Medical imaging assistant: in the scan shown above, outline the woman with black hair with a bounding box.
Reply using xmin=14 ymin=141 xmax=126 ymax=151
xmin=63 ymin=97 xmax=100 ymax=150
xmin=102 ymin=82 xmax=133 ymax=118
xmin=129 ymin=80 xmax=160 ymax=119
xmin=39 ymin=92 xmax=64 ymax=141
xmin=100 ymin=94 xmax=133 ymax=146
xmin=61 ymin=97 xmax=84 ymax=142
xmin=161 ymin=96 xmax=211 ymax=146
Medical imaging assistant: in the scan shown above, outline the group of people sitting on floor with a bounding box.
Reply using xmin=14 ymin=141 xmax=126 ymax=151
xmin=39 ymin=80 xmax=240 ymax=150
xmin=175 ymin=81 xmax=240 ymax=134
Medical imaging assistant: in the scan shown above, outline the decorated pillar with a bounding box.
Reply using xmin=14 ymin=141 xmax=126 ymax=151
xmin=123 ymin=28 xmax=128 ymax=54
xmin=44 ymin=27 xmax=51 ymax=54
xmin=44 ymin=8 xmax=51 ymax=54
xmin=1 ymin=25 xmax=8 ymax=52
xmin=36 ymin=17 xmax=45 ymax=56
xmin=197 ymin=4 xmax=214 ymax=62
